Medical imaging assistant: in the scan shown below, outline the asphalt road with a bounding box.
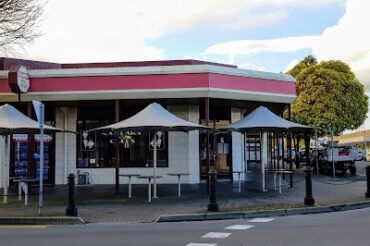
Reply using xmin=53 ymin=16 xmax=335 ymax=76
xmin=1 ymin=207 xmax=370 ymax=246
xmin=356 ymin=161 xmax=369 ymax=176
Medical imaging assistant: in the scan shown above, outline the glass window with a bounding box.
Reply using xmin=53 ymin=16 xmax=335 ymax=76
xmin=121 ymin=131 xmax=168 ymax=168
xmin=76 ymin=121 xmax=168 ymax=168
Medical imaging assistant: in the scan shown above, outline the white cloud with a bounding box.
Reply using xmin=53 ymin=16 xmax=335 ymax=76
xmin=1 ymin=0 xmax=346 ymax=63
xmin=312 ymin=0 xmax=370 ymax=89
xmin=204 ymin=0 xmax=370 ymax=90
xmin=205 ymin=36 xmax=319 ymax=64
xmin=205 ymin=36 xmax=319 ymax=54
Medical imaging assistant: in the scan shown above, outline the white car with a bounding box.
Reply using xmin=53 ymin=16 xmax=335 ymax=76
xmin=355 ymin=150 xmax=365 ymax=161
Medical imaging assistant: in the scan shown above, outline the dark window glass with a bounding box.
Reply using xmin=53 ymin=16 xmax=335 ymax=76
xmin=120 ymin=131 xmax=168 ymax=168
xmin=76 ymin=121 xmax=168 ymax=168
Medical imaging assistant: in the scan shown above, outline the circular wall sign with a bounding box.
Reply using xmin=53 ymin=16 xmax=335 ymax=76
xmin=8 ymin=65 xmax=30 ymax=93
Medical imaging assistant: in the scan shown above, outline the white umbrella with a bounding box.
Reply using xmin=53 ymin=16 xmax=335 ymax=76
xmin=0 ymin=104 xmax=63 ymax=203
xmin=219 ymin=106 xmax=312 ymax=132
xmin=92 ymin=102 xmax=208 ymax=198
xmin=219 ymin=106 xmax=312 ymax=192
xmin=0 ymin=104 xmax=62 ymax=135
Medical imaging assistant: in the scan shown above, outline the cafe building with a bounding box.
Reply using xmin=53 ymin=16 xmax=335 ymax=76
xmin=0 ymin=57 xmax=296 ymax=187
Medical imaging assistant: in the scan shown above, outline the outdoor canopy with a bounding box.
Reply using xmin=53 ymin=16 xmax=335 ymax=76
xmin=93 ymin=102 xmax=208 ymax=132
xmin=0 ymin=103 xmax=63 ymax=204
xmin=219 ymin=106 xmax=313 ymax=132
xmin=91 ymin=102 xmax=208 ymax=197
xmin=219 ymin=106 xmax=313 ymax=192
xmin=0 ymin=104 xmax=63 ymax=135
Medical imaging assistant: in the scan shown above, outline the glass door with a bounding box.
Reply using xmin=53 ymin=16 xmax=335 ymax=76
xmin=11 ymin=134 xmax=55 ymax=185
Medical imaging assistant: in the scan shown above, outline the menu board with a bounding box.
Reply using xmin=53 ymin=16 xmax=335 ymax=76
xmin=13 ymin=134 xmax=28 ymax=176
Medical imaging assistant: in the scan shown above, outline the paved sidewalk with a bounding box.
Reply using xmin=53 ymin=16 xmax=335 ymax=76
xmin=0 ymin=163 xmax=369 ymax=223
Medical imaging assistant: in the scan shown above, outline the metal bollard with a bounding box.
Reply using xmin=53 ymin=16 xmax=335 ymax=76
xmin=304 ymin=167 xmax=315 ymax=206
xmin=207 ymin=169 xmax=219 ymax=212
xmin=65 ymin=173 xmax=78 ymax=216
xmin=366 ymin=166 xmax=370 ymax=198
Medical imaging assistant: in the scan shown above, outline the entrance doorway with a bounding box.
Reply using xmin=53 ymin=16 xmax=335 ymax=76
xmin=246 ymin=134 xmax=261 ymax=164
xmin=199 ymin=132 xmax=232 ymax=179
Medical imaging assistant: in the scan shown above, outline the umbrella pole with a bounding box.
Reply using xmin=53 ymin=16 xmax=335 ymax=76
xmin=260 ymin=131 xmax=266 ymax=192
xmin=153 ymin=132 xmax=158 ymax=199
xmin=115 ymin=134 xmax=120 ymax=195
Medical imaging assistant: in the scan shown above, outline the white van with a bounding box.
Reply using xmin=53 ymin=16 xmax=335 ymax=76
xmin=318 ymin=145 xmax=356 ymax=175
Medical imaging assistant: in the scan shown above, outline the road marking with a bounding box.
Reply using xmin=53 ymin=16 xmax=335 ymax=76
xmin=186 ymin=244 xmax=216 ymax=246
xmin=248 ymin=218 xmax=274 ymax=223
xmin=0 ymin=225 xmax=48 ymax=229
xmin=225 ymin=224 xmax=254 ymax=230
xmin=202 ymin=232 xmax=231 ymax=239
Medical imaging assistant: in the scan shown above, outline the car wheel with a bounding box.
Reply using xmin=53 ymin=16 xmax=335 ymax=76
xmin=350 ymin=167 xmax=356 ymax=176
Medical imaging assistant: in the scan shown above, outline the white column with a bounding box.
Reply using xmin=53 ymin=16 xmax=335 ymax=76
xmin=55 ymin=107 xmax=77 ymax=184
xmin=231 ymin=107 xmax=245 ymax=180
xmin=188 ymin=105 xmax=200 ymax=184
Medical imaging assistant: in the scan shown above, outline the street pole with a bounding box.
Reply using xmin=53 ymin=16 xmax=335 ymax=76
xmin=153 ymin=132 xmax=158 ymax=199
xmin=304 ymin=134 xmax=315 ymax=206
xmin=65 ymin=173 xmax=78 ymax=216
xmin=331 ymin=130 xmax=335 ymax=180
xmin=33 ymin=100 xmax=45 ymax=216
xmin=38 ymin=103 xmax=45 ymax=215
xmin=315 ymin=129 xmax=319 ymax=175
xmin=207 ymin=169 xmax=219 ymax=212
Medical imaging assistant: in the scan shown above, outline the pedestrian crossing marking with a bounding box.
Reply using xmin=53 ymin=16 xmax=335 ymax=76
xmin=248 ymin=218 xmax=274 ymax=223
xmin=225 ymin=224 xmax=254 ymax=230
xmin=0 ymin=225 xmax=48 ymax=229
xmin=202 ymin=232 xmax=231 ymax=239
xmin=186 ymin=244 xmax=216 ymax=246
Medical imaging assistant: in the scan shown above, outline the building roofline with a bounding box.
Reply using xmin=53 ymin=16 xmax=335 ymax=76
xmin=0 ymin=64 xmax=295 ymax=83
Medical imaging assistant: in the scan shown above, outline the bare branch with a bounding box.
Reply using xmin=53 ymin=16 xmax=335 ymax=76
xmin=0 ymin=0 xmax=44 ymax=52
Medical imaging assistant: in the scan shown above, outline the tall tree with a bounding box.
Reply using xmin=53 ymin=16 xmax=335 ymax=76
xmin=0 ymin=0 xmax=43 ymax=52
xmin=288 ymin=56 xmax=368 ymax=136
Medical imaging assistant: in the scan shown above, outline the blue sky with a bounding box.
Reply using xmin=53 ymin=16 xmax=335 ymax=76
xmin=2 ymin=0 xmax=370 ymax=129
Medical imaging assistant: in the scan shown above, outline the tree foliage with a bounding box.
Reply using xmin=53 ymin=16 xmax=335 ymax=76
xmin=288 ymin=56 xmax=368 ymax=136
xmin=0 ymin=0 xmax=43 ymax=52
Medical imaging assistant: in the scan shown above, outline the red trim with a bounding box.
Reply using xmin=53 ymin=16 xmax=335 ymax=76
xmin=0 ymin=79 xmax=11 ymax=92
xmin=209 ymin=73 xmax=296 ymax=95
xmin=29 ymin=73 xmax=210 ymax=91
xmin=0 ymin=73 xmax=295 ymax=95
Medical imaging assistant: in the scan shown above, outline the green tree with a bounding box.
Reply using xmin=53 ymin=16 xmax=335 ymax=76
xmin=287 ymin=56 xmax=368 ymax=136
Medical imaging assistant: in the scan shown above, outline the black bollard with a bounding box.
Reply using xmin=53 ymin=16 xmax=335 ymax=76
xmin=65 ymin=173 xmax=78 ymax=216
xmin=304 ymin=167 xmax=315 ymax=206
xmin=366 ymin=166 xmax=370 ymax=198
xmin=207 ymin=169 xmax=219 ymax=212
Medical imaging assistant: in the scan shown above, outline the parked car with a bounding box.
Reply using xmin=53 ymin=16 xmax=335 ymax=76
xmin=352 ymin=147 xmax=365 ymax=161
xmin=318 ymin=145 xmax=356 ymax=175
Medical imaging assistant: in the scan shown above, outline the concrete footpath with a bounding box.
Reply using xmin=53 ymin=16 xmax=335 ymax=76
xmin=0 ymin=162 xmax=369 ymax=224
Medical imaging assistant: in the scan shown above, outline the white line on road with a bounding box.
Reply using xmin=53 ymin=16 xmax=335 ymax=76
xmin=225 ymin=224 xmax=254 ymax=230
xmin=248 ymin=218 xmax=274 ymax=223
xmin=186 ymin=243 xmax=217 ymax=246
xmin=202 ymin=232 xmax=231 ymax=239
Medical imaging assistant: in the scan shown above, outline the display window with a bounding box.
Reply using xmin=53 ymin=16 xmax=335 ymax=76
xmin=11 ymin=133 xmax=55 ymax=184
xmin=76 ymin=121 xmax=169 ymax=168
